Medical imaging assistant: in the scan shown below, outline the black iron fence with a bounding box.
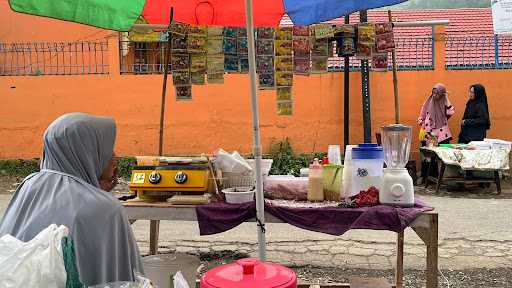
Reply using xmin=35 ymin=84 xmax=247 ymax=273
xmin=0 ymin=41 xmax=109 ymax=76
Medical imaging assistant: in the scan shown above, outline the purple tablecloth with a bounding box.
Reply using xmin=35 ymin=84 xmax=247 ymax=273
xmin=196 ymin=199 xmax=433 ymax=236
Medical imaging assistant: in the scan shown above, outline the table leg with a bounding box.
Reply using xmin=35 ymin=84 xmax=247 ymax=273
xmin=149 ymin=220 xmax=160 ymax=255
xmin=426 ymin=214 xmax=439 ymax=288
xmin=395 ymin=232 xmax=404 ymax=288
xmin=425 ymin=159 xmax=432 ymax=188
xmin=412 ymin=213 xmax=439 ymax=288
xmin=435 ymin=163 xmax=445 ymax=194
xmin=495 ymin=171 xmax=502 ymax=195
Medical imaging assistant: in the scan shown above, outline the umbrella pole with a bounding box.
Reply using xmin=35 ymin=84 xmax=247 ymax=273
xmin=244 ymin=0 xmax=266 ymax=260
xmin=158 ymin=8 xmax=174 ymax=156
xmin=388 ymin=10 xmax=400 ymax=124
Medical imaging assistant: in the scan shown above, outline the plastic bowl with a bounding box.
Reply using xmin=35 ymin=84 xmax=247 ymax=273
xmin=222 ymin=187 xmax=255 ymax=204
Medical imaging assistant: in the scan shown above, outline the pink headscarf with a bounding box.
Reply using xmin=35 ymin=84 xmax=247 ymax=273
xmin=421 ymin=84 xmax=448 ymax=129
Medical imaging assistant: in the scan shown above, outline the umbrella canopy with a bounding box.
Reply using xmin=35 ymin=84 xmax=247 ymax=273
xmin=9 ymin=0 xmax=409 ymax=263
xmin=9 ymin=0 xmax=408 ymax=30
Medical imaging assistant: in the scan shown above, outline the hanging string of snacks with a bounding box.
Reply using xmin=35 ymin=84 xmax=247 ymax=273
xmin=127 ymin=20 xmax=394 ymax=112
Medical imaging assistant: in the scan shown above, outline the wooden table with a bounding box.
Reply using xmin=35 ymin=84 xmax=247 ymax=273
xmin=123 ymin=201 xmax=439 ymax=288
xmin=420 ymin=147 xmax=501 ymax=194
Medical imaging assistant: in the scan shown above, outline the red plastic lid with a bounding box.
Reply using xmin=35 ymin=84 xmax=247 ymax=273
xmin=200 ymin=258 xmax=297 ymax=288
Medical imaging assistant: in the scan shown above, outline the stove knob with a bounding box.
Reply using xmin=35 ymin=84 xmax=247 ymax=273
xmin=148 ymin=171 xmax=162 ymax=184
xmin=391 ymin=183 xmax=405 ymax=197
xmin=174 ymin=171 xmax=188 ymax=184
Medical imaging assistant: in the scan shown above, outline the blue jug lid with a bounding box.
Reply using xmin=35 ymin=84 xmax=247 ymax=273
xmin=352 ymin=143 xmax=384 ymax=160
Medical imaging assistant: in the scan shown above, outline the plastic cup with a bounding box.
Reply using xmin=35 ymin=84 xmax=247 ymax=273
xmin=328 ymin=145 xmax=342 ymax=165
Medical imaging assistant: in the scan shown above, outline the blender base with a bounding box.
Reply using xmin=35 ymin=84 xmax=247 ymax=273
xmin=380 ymin=168 xmax=414 ymax=207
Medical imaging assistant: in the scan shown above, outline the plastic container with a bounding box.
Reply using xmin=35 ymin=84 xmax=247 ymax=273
xmin=142 ymin=253 xmax=200 ymax=288
xmin=222 ymin=187 xmax=255 ymax=204
xmin=299 ymin=168 xmax=309 ymax=177
xmin=322 ymin=164 xmax=343 ymax=201
xmin=342 ymin=145 xmax=357 ymax=198
xmin=351 ymin=144 xmax=384 ymax=195
xmin=200 ymin=258 xmax=297 ymax=288
xmin=264 ymin=176 xmax=309 ymax=201
xmin=308 ymin=158 xmax=324 ymax=201
xmin=222 ymin=171 xmax=255 ymax=188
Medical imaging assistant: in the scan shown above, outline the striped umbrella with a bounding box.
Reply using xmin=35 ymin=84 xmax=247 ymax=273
xmin=9 ymin=0 xmax=409 ymax=261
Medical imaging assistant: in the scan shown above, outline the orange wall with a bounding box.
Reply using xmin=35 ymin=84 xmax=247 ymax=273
xmin=1 ymin=2 xmax=512 ymax=160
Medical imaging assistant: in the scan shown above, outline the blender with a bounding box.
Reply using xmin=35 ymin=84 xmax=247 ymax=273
xmin=380 ymin=124 xmax=414 ymax=207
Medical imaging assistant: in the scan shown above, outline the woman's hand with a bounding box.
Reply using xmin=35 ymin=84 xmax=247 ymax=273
xmin=99 ymin=156 xmax=119 ymax=192
xmin=100 ymin=166 xmax=118 ymax=192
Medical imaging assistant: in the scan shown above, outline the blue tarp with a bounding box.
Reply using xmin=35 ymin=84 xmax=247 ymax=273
xmin=284 ymin=0 xmax=408 ymax=25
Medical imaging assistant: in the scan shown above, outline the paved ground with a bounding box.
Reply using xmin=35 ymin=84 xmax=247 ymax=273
xmin=2 ymin=176 xmax=512 ymax=287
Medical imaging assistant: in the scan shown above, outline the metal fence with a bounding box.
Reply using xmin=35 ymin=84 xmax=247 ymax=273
xmin=0 ymin=41 xmax=109 ymax=76
xmin=328 ymin=37 xmax=433 ymax=71
xmin=119 ymin=41 xmax=169 ymax=74
xmin=446 ymin=35 xmax=512 ymax=69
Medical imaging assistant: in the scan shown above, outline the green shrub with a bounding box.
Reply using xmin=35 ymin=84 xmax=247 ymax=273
xmin=268 ymin=138 xmax=326 ymax=176
xmin=116 ymin=156 xmax=137 ymax=179
xmin=0 ymin=159 xmax=40 ymax=177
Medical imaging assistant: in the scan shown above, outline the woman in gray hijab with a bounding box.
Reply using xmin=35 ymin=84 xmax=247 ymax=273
xmin=0 ymin=113 xmax=143 ymax=286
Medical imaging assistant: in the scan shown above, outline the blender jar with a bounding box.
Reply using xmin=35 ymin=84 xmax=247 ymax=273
xmin=381 ymin=124 xmax=412 ymax=169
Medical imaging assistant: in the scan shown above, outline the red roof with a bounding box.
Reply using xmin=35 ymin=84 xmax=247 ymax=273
xmin=280 ymin=8 xmax=510 ymax=69
xmin=281 ymin=8 xmax=496 ymax=37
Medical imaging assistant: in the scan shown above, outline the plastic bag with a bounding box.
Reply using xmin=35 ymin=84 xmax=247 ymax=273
xmin=0 ymin=224 xmax=69 ymax=288
xmin=213 ymin=149 xmax=252 ymax=173
xmin=89 ymin=272 xmax=153 ymax=288
xmin=173 ymin=271 xmax=190 ymax=288
xmin=418 ymin=127 xmax=426 ymax=142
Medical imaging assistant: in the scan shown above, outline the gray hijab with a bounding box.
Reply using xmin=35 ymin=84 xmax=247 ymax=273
xmin=0 ymin=113 xmax=143 ymax=286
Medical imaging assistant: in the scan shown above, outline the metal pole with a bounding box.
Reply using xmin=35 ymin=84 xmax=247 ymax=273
xmin=158 ymin=8 xmax=174 ymax=156
xmin=132 ymin=20 xmax=451 ymax=31
xmin=494 ymin=34 xmax=500 ymax=68
xmin=360 ymin=10 xmax=372 ymax=143
xmin=388 ymin=10 xmax=400 ymax=124
xmin=343 ymin=15 xmax=350 ymax=152
xmin=244 ymin=0 xmax=266 ymax=261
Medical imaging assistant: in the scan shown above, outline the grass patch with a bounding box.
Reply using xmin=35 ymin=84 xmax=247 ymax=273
xmin=0 ymin=159 xmax=40 ymax=177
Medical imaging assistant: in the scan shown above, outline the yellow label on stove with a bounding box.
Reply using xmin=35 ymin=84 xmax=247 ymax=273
xmin=132 ymin=173 xmax=146 ymax=184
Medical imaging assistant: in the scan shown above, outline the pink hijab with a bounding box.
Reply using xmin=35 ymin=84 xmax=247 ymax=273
xmin=421 ymin=84 xmax=448 ymax=129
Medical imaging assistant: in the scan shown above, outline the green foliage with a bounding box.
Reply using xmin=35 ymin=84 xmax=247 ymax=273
xmin=267 ymin=138 xmax=326 ymax=176
xmin=116 ymin=156 xmax=137 ymax=179
xmin=0 ymin=157 xmax=137 ymax=180
xmin=0 ymin=159 xmax=39 ymax=177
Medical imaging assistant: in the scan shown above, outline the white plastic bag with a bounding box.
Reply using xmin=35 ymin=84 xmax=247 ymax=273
xmin=0 ymin=224 xmax=69 ymax=288
xmin=173 ymin=271 xmax=190 ymax=288
xmin=213 ymin=149 xmax=252 ymax=174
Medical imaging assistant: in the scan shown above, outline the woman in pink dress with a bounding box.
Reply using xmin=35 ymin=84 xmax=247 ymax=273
xmin=418 ymin=83 xmax=455 ymax=144
xmin=418 ymin=83 xmax=455 ymax=181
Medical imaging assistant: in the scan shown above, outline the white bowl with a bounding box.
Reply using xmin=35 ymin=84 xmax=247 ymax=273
xmin=222 ymin=187 xmax=255 ymax=204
